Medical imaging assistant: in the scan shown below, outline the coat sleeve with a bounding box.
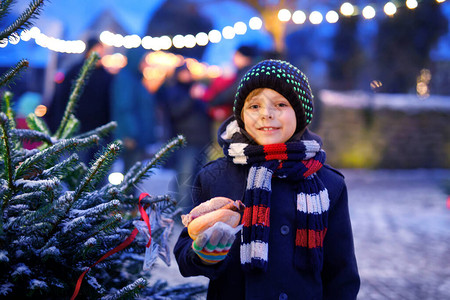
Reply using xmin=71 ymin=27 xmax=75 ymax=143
xmin=173 ymin=165 xmax=235 ymax=280
xmin=322 ymin=181 xmax=360 ymax=299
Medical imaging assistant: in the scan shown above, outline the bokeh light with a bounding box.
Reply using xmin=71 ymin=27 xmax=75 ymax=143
xmin=249 ymin=17 xmax=263 ymax=30
xmin=172 ymin=34 xmax=184 ymax=48
xmin=309 ymin=11 xmax=323 ymax=25
xmin=9 ymin=33 xmax=20 ymax=45
xmin=292 ymin=10 xmax=306 ymax=24
xmin=222 ymin=26 xmax=235 ymax=39
xmin=384 ymin=2 xmax=397 ymax=16
xmin=34 ymin=105 xmax=47 ymax=117
xmin=340 ymin=2 xmax=355 ymax=16
xmin=20 ymin=29 xmax=32 ymax=41
xmin=406 ymin=0 xmax=418 ymax=9
xmin=108 ymin=172 xmax=124 ymax=185
xmin=195 ymin=32 xmax=209 ymax=46
xmin=370 ymin=80 xmax=383 ymax=92
xmin=208 ymin=29 xmax=222 ymax=43
xmin=362 ymin=6 xmax=376 ymax=19
xmin=234 ymin=21 xmax=247 ymax=35
xmin=326 ymin=11 xmax=339 ymax=23
xmin=278 ymin=9 xmax=292 ymax=22
xmin=184 ymin=34 xmax=196 ymax=48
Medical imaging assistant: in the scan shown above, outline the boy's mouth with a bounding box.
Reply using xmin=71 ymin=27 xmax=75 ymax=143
xmin=258 ymin=127 xmax=279 ymax=131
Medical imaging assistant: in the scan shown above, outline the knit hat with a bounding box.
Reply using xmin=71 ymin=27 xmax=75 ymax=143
xmin=233 ymin=59 xmax=314 ymax=133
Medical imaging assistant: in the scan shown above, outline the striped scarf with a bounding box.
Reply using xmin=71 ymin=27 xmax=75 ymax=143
xmin=220 ymin=119 xmax=329 ymax=272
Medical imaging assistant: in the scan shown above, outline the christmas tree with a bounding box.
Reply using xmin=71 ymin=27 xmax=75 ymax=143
xmin=0 ymin=1 xmax=206 ymax=299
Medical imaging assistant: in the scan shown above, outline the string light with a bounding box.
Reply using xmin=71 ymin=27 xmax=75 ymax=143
xmin=4 ymin=0 xmax=447 ymax=53
xmin=406 ymin=0 xmax=419 ymax=9
xmin=208 ymin=29 xmax=222 ymax=43
xmin=234 ymin=21 xmax=247 ymax=35
xmin=326 ymin=11 xmax=340 ymax=23
xmin=278 ymin=9 xmax=292 ymax=22
xmin=222 ymin=26 xmax=235 ymax=39
xmin=340 ymin=2 xmax=355 ymax=16
xmin=384 ymin=2 xmax=397 ymax=16
xmin=362 ymin=5 xmax=376 ymax=19
xmin=249 ymin=16 xmax=263 ymax=30
xmin=292 ymin=10 xmax=307 ymax=24
xmin=309 ymin=11 xmax=324 ymax=25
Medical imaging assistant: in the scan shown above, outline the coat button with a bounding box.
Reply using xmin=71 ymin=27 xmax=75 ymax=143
xmin=280 ymin=225 xmax=289 ymax=235
xmin=279 ymin=293 xmax=288 ymax=300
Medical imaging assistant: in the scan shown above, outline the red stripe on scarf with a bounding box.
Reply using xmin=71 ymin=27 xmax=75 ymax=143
xmin=302 ymin=159 xmax=323 ymax=178
xmin=242 ymin=205 xmax=270 ymax=227
xmin=295 ymin=228 xmax=327 ymax=248
xmin=263 ymin=144 xmax=288 ymax=161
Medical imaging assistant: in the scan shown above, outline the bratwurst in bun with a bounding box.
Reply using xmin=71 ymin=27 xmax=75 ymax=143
xmin=181 ymin=197 xmax=245 ymax=240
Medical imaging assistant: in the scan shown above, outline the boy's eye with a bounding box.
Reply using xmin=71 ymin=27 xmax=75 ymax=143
xmin=248 ymin=104 xmax=259 ymax=109
xmin=277 ymin=102 xmax=289 ymax=107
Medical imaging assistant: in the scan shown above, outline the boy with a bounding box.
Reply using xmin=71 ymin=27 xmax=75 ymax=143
xmin=174 ymin=60 xmax=360 ymax=299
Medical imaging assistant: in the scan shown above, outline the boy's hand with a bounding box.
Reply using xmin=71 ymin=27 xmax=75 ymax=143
xmin=191 ymin=222 xmax=239 ymax=264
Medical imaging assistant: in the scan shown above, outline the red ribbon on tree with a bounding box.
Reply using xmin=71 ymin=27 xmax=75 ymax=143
xmin=71 ymin=193 xmax=151 ymax=300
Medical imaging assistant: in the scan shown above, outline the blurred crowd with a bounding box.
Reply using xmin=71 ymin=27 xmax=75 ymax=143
xmin=34 ymin=37 xmax=278 ymax=209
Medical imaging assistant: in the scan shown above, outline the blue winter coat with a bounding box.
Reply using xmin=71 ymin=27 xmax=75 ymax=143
xmin=174 ymin=129 xmax=360 ymax=300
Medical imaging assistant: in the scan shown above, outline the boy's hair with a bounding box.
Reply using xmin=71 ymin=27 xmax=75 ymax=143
xmin=233 ymin=59 xmax=313 ymax=133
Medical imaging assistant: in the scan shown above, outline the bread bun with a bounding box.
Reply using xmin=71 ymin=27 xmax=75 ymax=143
xmin=187 ymin=209 xmax=241 ymax=240
xmin=181 ymin=197 xmax=233 ymax=226
xmin=181 ymin=196 xmax=245 ymax=240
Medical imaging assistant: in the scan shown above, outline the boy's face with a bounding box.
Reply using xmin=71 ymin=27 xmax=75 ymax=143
xmin=242 ymin=88 xmax=296 ymax=145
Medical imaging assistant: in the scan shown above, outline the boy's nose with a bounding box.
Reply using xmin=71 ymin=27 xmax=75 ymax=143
xmin=261 ymin=106 xmax=274 ymax=119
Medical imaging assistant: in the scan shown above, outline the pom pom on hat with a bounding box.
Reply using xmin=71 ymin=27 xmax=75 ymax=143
xmin=233 ymin=59 xmax=314 ymax=133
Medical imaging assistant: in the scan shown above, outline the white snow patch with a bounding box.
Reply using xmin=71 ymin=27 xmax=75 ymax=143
xmin=15 ymin=178 xmax=60 ymax=190
xmin=84 ymin=237 xmax=96 ymax=246
xmin=29 ymin=279 xmax=48 ymax=290
xmin=61 ymin=216 xmax=85 ymax=233
xmin=0 ymin=283 xmax=13 ymax=296
xmin=11 ymin=263 xmax=32 ymax=277
xmin=41 ymin=246 xmax=61 ymax=257
xmin=0 ymin=250 xmax=9 ymax=262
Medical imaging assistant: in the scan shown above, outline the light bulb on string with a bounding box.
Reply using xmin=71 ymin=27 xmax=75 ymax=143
xmin=362 ymin=5 xmax=376 ymax=19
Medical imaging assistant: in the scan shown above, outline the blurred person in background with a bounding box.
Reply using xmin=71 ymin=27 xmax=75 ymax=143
xmin=203 ymin=44 xmax=261 ymax=123
xmin=110 ymin=47 xmax=157 ymax=171
xmin=157 ymin=63 xmax=212 ymax=212
xmin=47 ymin=37 xmax=113 ymax=164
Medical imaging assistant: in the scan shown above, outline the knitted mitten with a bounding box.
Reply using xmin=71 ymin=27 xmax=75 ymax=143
xmin=191 ymin=222 xmax=237 ymax=264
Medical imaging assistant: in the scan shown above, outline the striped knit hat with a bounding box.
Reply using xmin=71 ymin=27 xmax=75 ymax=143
xmin=233 ymin=59 xmax=314 ymax=133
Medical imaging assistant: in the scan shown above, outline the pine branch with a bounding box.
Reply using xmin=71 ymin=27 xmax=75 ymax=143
xmin=119 ymin=135 xmax=186 ymax=193
xmin=0 ymin=60 xmax=29 ymax=89
xmin=10 ymin=191 xmax=45 ymax=205
xmin=81 ymin=213 xmax=123 ymax=253
xmin=12 ymin=128 xmax=53 ymax=145
xmin=0 ymin=0 xmax=14 ymax=21
xmin=0 ymin=0 xmax=45 ymax=40
xmin=60 ymin=114 xmax=80 ymax=139
xmin=100 ymin=278 xmax=147 ymax=300
xmin=55 ymin=52 xmax=100 ymax=139
xmin=0 ymin=113 xmax=16 ymax=194
xmin=26 ymin=113 xmax=51 ymax=136
xmin=38 ymin=153 xmax=79 ymax=179
xmin=70 ymin=200 xmax=121 ymax=220
xmin=74 ymin=121 xmax=117 ymax=140
xmin=1 ymin=91 xmax=16 ymax=128
xmin=140 ymin=194 xmax=177 ymax=208
xmin=11 ymin=148 xmax=39 ymax=167
xmin=73 ymin=141 xmax=122 ymax=203
xmin=14 ymin=135 xmax=99 ymax=179
xmin=15 ymin=177 xmax=60 ymax=193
